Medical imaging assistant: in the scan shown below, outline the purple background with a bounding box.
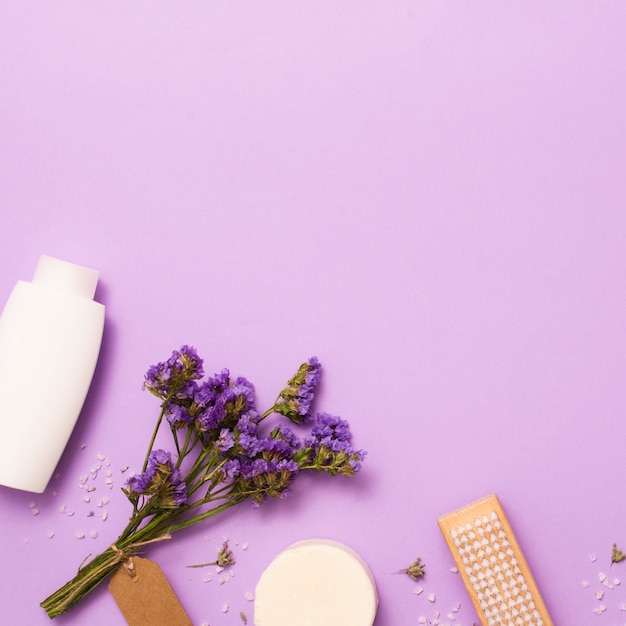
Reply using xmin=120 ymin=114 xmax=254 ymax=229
xmin=1 ymin=3 xmax=626 ymax=624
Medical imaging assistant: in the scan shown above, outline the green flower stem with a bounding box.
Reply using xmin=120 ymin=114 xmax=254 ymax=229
xmin=186 ymin=445 xmax=214 ymax=479
xmin=40 ymin=508 xmax=177 ymax=619
xmin=142 ymin=392 xmax=176 ymax=472
xmin=175 ymin=429 xmax=196 ymax=467
xmin=163 ymin=497 xmax=243 ymax=534
xmin=258 ymin=403 xmax=278 ymax=422
xmin=41 ymin=547 xmax=123 ymax=618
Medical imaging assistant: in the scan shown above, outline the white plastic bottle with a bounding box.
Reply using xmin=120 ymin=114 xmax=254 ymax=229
xmin=0 ymin=255 xmax=105 ymax=493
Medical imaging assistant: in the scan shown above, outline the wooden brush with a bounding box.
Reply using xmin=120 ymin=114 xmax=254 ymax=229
xmin=438 ymin=494 xmax=553 ymax=626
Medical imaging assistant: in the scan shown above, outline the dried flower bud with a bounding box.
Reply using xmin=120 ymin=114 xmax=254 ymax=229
xmin=402 ymin=557 xmax=426 ymax=581
xmin=216 ymin=541 xmax=236 ymax=567
xmin=187 ymin=540 xmax=236 ymax=569
xmin=612 ymin=543 xmax=625 ymax=565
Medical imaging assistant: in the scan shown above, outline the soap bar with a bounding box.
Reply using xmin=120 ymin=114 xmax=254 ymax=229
xmin=254 ymin=539 xmax=377 ymax=626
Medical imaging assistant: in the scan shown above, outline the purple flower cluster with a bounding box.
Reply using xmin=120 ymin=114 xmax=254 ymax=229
xmin=130 ymin=347 xmax=364 ymax=511
xmin=219 ymin=418 xmax=301 ymax=503
xmin=125 ymin=449 xmax=187 ymax=508
xmin=274 ymin=357 xmax=321 ymax=424
xmin=163 ymin=367 xmax=257 ymax=438
xmin=144 ymin=345 xmax=204 ymax=399
xmin=301 ymin=412 xmax=366 ymax=475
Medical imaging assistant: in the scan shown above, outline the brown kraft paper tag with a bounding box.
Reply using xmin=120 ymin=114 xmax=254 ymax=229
xmin=108 ymin=556 xmax=193 ymax=626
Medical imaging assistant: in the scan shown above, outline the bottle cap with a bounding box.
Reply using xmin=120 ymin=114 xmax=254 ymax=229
xmin=32 ymin=255 xmax=99 ymax=300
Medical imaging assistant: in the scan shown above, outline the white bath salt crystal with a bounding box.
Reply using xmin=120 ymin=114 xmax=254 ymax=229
xmin=433 ymin=610 xmax=440 ymax=618
xmin=96 ymin=452 xmax=105 ymax=461
xmin=595 ymin=590 xmax=604 ymax=600
xmin=582 ymin=581 xmax=591 ymax=588
xmin=254 ymin=539 xmax=377 ymax=626
xmin=66 ymin=510 xmax=74 ymax=517
xmin=104 ymin=458 xmax=111 ymax=466
xmin=218 ymin=577 xmax=225 ymax=585
xmin=76 ymin=532 xmax=85 ymax=539
xmin=79 ymin=474 xmax=88 ymax=484
xmin=427 ymin=593 xmax=436 ymax=602
xmin=202 ymin=573 xmax=213 ymax=583
xmin=452 ymin=602 xmax=461 ymax=612
xmin=86 ymin=486 xmax=96 ymax=492
xmin=244 ymin=591 xmax=254 ymax=601
xmin=55 ymin=472 xmax=61 ymax=480
xmin=216 ymin=566 xmax=224 ymax=574
xmin=418 ymin=618 xmax=427 ymax=624
xmin=83 ymin=495 xmax=90 ymax=503
xmin=101 ymin=510 xmax=108 ymax=521
xmin=414 ymin=586 xmax=424 ymax=595
xmin=29 ymin=500 xmax=36 ymax=508
xmin=52 ymin=490 xmax=57 ymax=496
xmin=450 ymin=566 xmax=458 ymax=573
xmin=90 ymin=531 xmax=98 ymax=539
xmin=102 ymin=496 xmax=109 ymax=505
xmin=242 ymin=542 xmax=249 ymax=550
xmin=447 ymin=615 xmax=456 ymax=622
xmin=105 ymin=469 xmax=113 ymax=477
xmin=614 ymin=578 xmax=621 ymax=586
xmin=48 ymin=531 xmax=55 ymax=538
xmin=619 ymin=602 xmax=626 ymax=610
xmin=599 ymin=572 xmax=607 ymax=582
xmin=229 ymin=568 xmax=236 ymax=577
xmin=120 ymin=466 xmax=128 ymax=473
xmin=222 ymin=603 xmax=229 ymax=613
xmin=31 ymin=508 xmax=40 ymax=516
xmin=81 ymin=443 xmax=88 ymax=449
xmin=59 ymin=504 xmax=67 ymax=514
xmin=593 ymin=605 xmax=607 ymax=615
xmin=590 ymin=554 xmax=598 ymax=562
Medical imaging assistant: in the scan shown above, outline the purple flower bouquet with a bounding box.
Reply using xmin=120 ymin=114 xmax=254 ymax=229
xmin=41 ymin=346 xmax=365 ymax=618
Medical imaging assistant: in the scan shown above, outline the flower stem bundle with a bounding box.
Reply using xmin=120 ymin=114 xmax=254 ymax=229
xmin=41 ymin=347 xmax=365 ymax=618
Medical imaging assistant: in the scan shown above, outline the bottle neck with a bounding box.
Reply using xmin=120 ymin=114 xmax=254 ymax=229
xmin=32 ymin=256 xmax=99 ymax=300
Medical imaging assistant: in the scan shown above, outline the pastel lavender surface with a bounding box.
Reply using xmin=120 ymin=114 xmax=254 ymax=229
xmin=2 ymin=2 xmax=626 ymax=624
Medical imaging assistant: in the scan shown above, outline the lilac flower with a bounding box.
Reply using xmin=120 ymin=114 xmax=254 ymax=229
xmin=195 ymin=373 xmax=256 ymax=433
xmin=272 ymin=424 xmax=300 ymax=449
xmin=124 ymin=449 xmax=187 ymax=508
xmin=166 ymin=403 xmax=194 ymax=427
xmin=304 ymin=412 xmax=352 ymax=449
xmin=195 ymin=369 xmax=230 ymax=407
xmin=274 ymin=357 xmax=321 ymax=424
xmin=216 ymin=428 xmax=235 ymax=452
xmin=144 ymin=346 xmax=204 ymax=399
xmin=301 ymin=412 xmax=366 ymax=477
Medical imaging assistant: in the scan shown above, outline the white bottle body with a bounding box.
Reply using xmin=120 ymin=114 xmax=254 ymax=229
xmin=0 ymin=257 xmax=105 ymax=493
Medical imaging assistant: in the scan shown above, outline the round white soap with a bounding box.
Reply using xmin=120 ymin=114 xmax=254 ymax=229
xmin=254 ymin=539 xmax=378 ymax=626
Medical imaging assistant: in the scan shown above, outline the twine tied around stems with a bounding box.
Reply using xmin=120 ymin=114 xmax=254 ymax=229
xmin=109 ymin=534 xmax=172 ymax=579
